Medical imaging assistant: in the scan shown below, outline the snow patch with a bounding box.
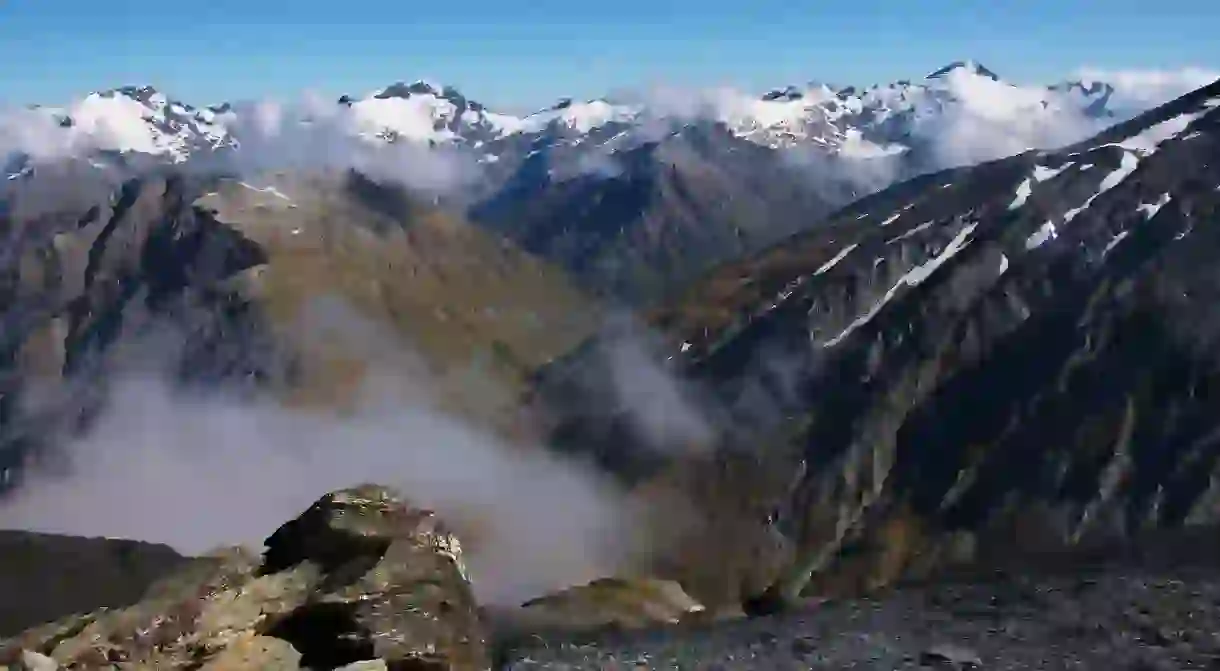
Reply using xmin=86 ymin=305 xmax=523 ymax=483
xmin=238 ymin=181 xmax=294 ymax=203
xmin=1009 ymin=179 xmax=1034 ymax=210
xmin=1009 ymin=162 xmax=1072 ymax=210
xmin=822 ymin=223 xmax=978 ymax=348
xmin=1064 ymin=151 xmax=1141 ymax=223
xmin=1110 ymin=110 xmax=1206 ymax=155
xmin=1136 ymin=192 xmax=1171 ymax=219
xmin=880 ymin=212 xmax=903 ymax=226
xmin=814 ymin=243 xmax=859 ymax=275
xmin=1025 ymin=221 xmax=1058 ymax=250
xmin=1101 ymin=230 xmax=1130 ymax=256
xmin=885 ymin=220 xmax=936 ymax=245
xmin=998 ymin=253 xmax=1009 ymax=275
xmin=1098 ymin=151 xmax=1140 ymax=193
xmin=524 ymin=99 xmax=640 ymax=134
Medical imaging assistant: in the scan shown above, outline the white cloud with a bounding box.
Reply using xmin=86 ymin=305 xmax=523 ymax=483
xmin=1074 ymin=66 xmax=1220 ymax=112
xmin=0 ymin=301 xmax=651 ymax=606
xmin=217 ymin=96 xmax=484 ymax=195
xmin=0 ymin=106 xmax=85 ymax=161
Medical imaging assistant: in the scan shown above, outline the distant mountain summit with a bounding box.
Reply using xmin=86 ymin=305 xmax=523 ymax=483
xmin=926 ymin=59 xmax=1001 ymax=80
xmin=329 ymin=79 xmax=525 ymax=145
xmin=18 ymin=85 xmax=233 ymax=162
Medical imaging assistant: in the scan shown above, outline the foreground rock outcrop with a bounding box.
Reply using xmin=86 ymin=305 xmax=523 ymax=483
xmin=0 ymin=485 xmax=489 ymax=670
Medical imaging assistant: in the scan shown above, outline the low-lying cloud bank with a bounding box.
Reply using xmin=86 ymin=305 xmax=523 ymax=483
xmin=0 ymin=295 xmax=726 ymax=606
xmin=0 ymin=371 xmax=647 ymax=605
xmin=214 ymin=95 xmax=484 ymax=195
xmin=0 ymin=294 xmax=698 ymax=605
xmin=1073 ymin=66 xmax=1220 ymax=111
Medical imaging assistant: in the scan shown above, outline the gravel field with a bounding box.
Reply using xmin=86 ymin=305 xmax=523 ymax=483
xmin=501 ymin=568 xmax=1220 ymax=670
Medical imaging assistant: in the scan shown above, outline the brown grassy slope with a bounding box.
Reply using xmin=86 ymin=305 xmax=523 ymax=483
xmin=197 ymin=172 xmax=601 ymax=430
xmin=645 ymin=218 xmax=864 ymax=348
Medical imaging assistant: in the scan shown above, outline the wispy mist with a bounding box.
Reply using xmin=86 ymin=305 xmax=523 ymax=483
xmin=601 ymin=316 xmax=715 ymax=453
xmin=0 ymin=299 xmax=653 ymax=606
xmin=1073 ymin=66 xmax=1220 ymax=113
xmin=215 ymin=95 xmax=485 ymax=195
xmin=0 ymin=107 xmax=84 ymax=161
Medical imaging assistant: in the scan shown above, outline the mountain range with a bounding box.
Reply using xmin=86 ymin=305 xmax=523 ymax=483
xmin=0 ymin=61 xmax=1163 ymax=168
xmin=4 ymin=62 xmax=1206 ymax=302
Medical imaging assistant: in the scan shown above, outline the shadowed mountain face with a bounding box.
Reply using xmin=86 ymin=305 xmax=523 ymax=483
xmin=472 ymin=125 xmax=840 ymax=305
xmin=537 ymin=79 xmax=1220 ymax=601
xmin=0 ymin=169 xmax=600 ymax=491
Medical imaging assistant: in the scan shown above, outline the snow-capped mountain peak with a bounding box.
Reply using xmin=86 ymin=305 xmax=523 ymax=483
xmin=522 ymin=98 xmax=642 ymax=134
xmin=20 ymin=85 xmax=232 ymax=162
xmin=332 ymin=80 xmax=526 ymax=145
xmin=374 ymin=79 xmax=447 ymax=99
xmin=3 ymin=64 xmax=1214 ymax=186
xmin=926 ymin=59 xmax=1001 ymax=81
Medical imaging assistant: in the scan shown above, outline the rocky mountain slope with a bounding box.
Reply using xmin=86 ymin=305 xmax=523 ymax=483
xmin=537 ymin=77 xmax=1220 ymax=607
xmin=0 ymin=167 xmax=599 ymax=490
xmin=471 ymin=124 xmax=842 ymax=303
xmin=467 ymin=61 xmax=1196 ymax=304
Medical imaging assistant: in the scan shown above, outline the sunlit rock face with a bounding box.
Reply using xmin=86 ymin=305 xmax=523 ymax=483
xmin=0 ymin=484 xmax=490 ymax=671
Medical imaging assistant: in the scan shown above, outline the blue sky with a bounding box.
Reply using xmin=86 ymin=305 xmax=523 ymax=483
xmin=1 ymin=0 xmax=1217 ymax=110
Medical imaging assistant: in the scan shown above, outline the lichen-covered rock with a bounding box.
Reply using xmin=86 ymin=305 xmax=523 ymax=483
xmin=196 ymin=634 xmax=301 ymax=670
xmin=0 ymin=484 xmax=489 ymax=671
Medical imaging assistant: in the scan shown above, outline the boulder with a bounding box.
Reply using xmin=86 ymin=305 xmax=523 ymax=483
xmin=0 ymin=484 xmax=489 ymax=671
xmin=512 ymin=577 xmax=705 ymax=633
